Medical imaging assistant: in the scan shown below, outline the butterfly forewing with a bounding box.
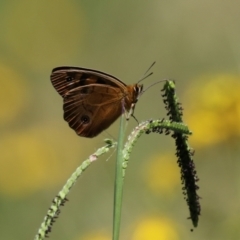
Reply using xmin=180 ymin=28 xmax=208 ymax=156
xmin=51 ymin=67 xmax=127 ymax=97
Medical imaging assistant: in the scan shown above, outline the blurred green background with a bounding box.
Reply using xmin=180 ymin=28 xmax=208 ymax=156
xmin=1 ymin=1 xmax=240 ymax=239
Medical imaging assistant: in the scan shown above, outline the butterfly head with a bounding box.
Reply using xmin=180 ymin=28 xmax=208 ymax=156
xmin=134 ymin=84 xmax=144 ymax=101
xmin=125 ymin=83 xmax=143 ymax=120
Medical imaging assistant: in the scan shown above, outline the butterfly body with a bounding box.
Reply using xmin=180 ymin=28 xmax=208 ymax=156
xmin=51 ymin=67 xmax=143 ymax=138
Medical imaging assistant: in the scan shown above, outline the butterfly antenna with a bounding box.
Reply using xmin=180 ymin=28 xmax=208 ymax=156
xmin=138 ymin=72 xmax=153 ymax=84
xmin=144 ymin=61 xmax=156 ymax=76
xmin=140 ymin=79 xmax=172 ymax=97
xmin=137 ymin=61 xmax=156 ymax=84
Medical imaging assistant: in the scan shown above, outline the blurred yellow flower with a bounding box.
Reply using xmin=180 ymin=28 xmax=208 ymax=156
xmin=132 ymin=216 xmax=179 ymax=240
xmin=144 ymin=154 xmax=180 ymax=195
xmin=184 ymin=74 xmax=240 ymax=147
xmin=0 ymin=62 xmax=29 ymax=126
xmin=0 ymin=123 xmax=93 ymax=197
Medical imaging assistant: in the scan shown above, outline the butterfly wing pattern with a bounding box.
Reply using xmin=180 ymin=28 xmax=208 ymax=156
xmin=51 ymin=67 xmax=143 ymax=137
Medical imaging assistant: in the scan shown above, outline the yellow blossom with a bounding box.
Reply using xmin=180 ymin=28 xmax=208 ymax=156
xmin=0 ymin=63 xmax=29 ymax=126
xmin=144 ymin=154 xmax=180 ymax=195
xmin=184 ymin=74 xmax=240 ymax=147
xmin=132 ymin=217 xmax=179 ymax=240
xmin=0 ymin=124 xmax=93 ymax=197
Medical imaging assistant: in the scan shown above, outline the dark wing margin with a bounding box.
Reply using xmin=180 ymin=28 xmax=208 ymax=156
xmin=50 ymin=67 xmax=127 ymax=97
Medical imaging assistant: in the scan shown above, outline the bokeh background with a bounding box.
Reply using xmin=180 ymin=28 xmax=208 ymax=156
xmin=1 ymin=1 xmax=240 ymax=239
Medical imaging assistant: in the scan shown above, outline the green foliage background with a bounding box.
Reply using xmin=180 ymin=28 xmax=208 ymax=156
xmin=1 ymin=1 xmax=240 ymax=239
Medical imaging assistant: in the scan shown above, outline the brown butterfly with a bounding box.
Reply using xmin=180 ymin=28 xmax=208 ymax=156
xmin=50 ymin=67 xmax=144 ymax=138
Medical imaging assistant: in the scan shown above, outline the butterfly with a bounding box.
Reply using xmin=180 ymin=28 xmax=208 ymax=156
xmin=50 ymin=67 xmax=144 ymax=138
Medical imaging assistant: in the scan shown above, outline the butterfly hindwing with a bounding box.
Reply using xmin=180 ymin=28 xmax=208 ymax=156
xmin=63 ymin=85 xmax=124 ymax=137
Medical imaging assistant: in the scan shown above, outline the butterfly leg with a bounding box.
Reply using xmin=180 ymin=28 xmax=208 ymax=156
xmin=121 ymin=99 xmax=139 ymax=124
xmin=122 ymin=99 xmax=132 ymax=120
xmin=126 ymin=102 xmax=139 ymax=124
